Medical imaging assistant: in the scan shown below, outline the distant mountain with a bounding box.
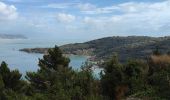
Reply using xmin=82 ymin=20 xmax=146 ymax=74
xmin=20 ymin=36 xmax=170 ymax=62
xmin=0 ymin=34 xmax=27 ymax=39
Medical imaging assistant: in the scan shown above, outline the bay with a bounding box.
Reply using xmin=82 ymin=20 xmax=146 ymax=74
xmin=0 ymin=39 xmax=88 ymax=76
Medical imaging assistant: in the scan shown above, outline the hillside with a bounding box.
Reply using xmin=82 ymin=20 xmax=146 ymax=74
xmin=20 ymin=36 xmax=170 ymax=62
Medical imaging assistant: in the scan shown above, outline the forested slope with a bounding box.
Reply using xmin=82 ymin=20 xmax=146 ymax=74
xmin=20 ymin=36 xmax=170 ymax=62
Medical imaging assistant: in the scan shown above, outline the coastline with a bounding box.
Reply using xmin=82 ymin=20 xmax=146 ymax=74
xmin=19 ymin=48 xmax=104 ymax=68
xmin=19 ymin=48 xmax=93 ymax=60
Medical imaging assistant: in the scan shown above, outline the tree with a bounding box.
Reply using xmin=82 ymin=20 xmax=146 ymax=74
xmin=0 ymin=62 xmax=23 ymax=91
xmin=71 ymin=62 xmax=100 ymax=100
xmin=147 ymin=55 xmax=170 ymax=99
xmin=38 ymin=46 xmax=70 ymax=71
xmin=26 ymin=46 xmax=99 ymax=100
xmin=123 ymin=60 xmax=148 ymax=95
xmin=100 ymin=55 xmax=127 ymax=100
xmin=26 ymin=46 xmax=70 ymax=91
xmin=26 ymin=46 xmax=68 ymax=99
xmin=152 ymin=46 xmax=161 ymax=55
xmin=0 ymin=62 xmax=31 ymax=100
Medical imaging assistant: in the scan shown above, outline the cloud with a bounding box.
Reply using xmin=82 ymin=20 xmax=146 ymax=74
xmin=1 ymin=0 xmax=170 ymax=39
xmin=77 ymin=3 xmax=96 ymax=11
xmin=77 ymin=3 xmax=119 ymax=14
xmin=56 ymin=13 xmax=75 ymax=23
xmin=77 ymin=0 xmax=170 ymax=15
xmin=81 ymin=0 xmax=170 ymax=36
xmin=42 ymin=3 xmax=73 ymax=9
xmin=32 ymin=0 xmax=170 ymax=38
xmin=0 ymin=2 xmax=18 ymax=20
xmin=77 ymin=3 xmax=117 ymax=14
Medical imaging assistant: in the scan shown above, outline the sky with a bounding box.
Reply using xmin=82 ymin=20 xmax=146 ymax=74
xmin=0 ymin=0 xmax=170 ymax=41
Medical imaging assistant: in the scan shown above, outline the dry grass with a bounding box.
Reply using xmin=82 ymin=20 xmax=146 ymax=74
xmin=151 ymin=55 xmax=170 ymax=64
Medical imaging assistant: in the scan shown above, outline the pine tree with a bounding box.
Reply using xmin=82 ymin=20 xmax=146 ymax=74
xmin=38 ymin=46 xmax=70 ymax=71
xmin=26 ymin=46 xmax=73 ymax=99
xmin=100 ymin=55 xmax=127 ymax=100
xmin=0 ymin=62 xmax=22 ymax=90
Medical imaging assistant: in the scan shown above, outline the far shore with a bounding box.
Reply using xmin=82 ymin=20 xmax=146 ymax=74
xmin=19 ymin=48 xmax=104 ymax=68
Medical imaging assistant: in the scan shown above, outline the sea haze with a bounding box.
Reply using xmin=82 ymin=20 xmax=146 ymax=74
xmin=0 ymin=34 xmax=27 ymax=39
xmin=0 ymin=39 xmax=87 ymax=76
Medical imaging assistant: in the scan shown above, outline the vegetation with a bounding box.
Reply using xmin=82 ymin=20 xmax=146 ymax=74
xmin=20 ymin=36 xmax=170 ymax=62
xmin=61 ymin=36 xmax=170 ymax=62
xmin=2 ymin=46 xmax=170 ymax=99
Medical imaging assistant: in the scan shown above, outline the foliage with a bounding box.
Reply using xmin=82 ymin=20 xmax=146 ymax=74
xmin=60 ymin=36 xmax=170 ymax=62
xmin=123 ymin=60 xmax=149 ymax=95
xmin=1 ymin=46 xmax=170 ymax=100
xmin=26 ymin=46 xmax=100 ymax=100
xmin=100 ymin=54 xmax=127 ymax=100
xmin=0 ymin=62 xmax=30 ymax=100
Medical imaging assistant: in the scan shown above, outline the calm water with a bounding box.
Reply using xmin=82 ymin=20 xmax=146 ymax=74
xmin=0 ymin=39 xmax=87 ymax=75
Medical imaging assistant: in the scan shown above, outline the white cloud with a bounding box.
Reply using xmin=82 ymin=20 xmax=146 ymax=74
xmin=0 ymin=2 xmax=18 ymax=20
xmin=42 ymin=3 xmax=118 ymax=14
xmin=78 ymin=0 xmax=170 ymax=15
xmin=81 ymin=0 xmax=170 ymax=36
xmin=1 ymin=0 xmax=170 ymax=39
xmin=43 ymin=3 xmax=72 ymax=9
xmin=77 ymin=3 xmax=96 ymax=11
xmin=56 ymin=13 xmax=75 ymax=23
xmin=38 ymin=0 xmax=170 ymax=38
xmin=78 ymin=3 xmax=117 ymax=14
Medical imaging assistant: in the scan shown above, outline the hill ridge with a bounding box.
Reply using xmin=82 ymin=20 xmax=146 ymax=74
xmin=20 ymin=36 xmax=170 ymax=62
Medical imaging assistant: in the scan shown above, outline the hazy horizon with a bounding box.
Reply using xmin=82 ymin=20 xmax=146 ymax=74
xmin=0 ymin=0 xmax=170 ymax=41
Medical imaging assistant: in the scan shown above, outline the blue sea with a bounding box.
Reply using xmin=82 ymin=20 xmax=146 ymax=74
xmin=0 ymin=39 xmax=88 ymax=76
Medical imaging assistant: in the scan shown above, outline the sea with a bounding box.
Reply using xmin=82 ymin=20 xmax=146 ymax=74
xmin=0 ymin=39 xmax=89 ymax=77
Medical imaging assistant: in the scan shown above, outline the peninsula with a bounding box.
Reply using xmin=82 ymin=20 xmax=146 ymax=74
xmin=20 ymin=36 xmax=170 ymax=62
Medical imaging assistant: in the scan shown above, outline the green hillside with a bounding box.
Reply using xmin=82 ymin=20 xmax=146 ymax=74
xmin=60 ymin=36 xmax=170 ymax=62
xmin=20 ymin=36 xmax=170 ymax=62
